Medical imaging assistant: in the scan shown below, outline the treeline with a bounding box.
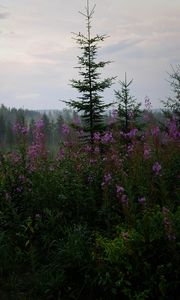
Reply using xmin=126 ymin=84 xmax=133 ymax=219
xmin=0 ymin=104 xmax=81 ymax=150
xmin=0 ymin=102 xmax=166 ymax=152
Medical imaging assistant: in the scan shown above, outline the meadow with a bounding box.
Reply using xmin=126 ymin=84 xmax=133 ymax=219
xmin=0 ymin=106 xmax=179 ymax=300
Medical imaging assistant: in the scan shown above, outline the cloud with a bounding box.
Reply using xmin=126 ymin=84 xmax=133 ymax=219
xmin=0 ymin=0 xmax=179 ymax=110
xmin=0 ymin=4 xmax=10 ymax=21
xmin=0 ymin=12 xmax=9 ymax=19
xmin=100 ymin=38 xmax=144 ymax=56
xmin=16 ymin=93 xmax=40 ymax=100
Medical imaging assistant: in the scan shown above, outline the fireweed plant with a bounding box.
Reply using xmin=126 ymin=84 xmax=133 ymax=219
xmin=0 ymin=106 xmax=179 ymax=300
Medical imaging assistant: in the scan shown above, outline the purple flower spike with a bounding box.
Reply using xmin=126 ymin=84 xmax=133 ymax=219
xmin=116 ymin=185 xmax=124 ymax=194
xmin=152 ymin=162 xmax=161 ymax=175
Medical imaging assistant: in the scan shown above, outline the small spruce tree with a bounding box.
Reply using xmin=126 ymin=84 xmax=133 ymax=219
xmin=64 ymin=0 xmax=115 ymax=143
xmin=115 ymin=73 xmax=141 ymax=131
xmin=162 ymin=64 xmax=180 ymax=124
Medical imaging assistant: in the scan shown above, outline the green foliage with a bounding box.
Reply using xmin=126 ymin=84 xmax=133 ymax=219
xmin=0 ymin=115 xmax=180 ymax=299
xmin=0 ymin=5 xmax=179 ymax=299
xmin=115 ymin=73 xmax=141 ymax=131
xmin=64 ymin=0 xmax=115 ymax=142
xmin=162 ymin=64 xmax=180 ymax=123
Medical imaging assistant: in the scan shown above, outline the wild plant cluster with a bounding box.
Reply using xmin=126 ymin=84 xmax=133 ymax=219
xmin=0 ymin=105 xmax=179 ymax=300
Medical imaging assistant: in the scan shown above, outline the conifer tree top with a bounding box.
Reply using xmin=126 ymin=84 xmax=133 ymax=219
xmin=64 ymin=0 xmax=115 ymax=143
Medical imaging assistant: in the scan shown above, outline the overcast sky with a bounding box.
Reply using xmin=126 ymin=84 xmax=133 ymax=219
xmin=0 ymin=0 xmax=180 ymax=110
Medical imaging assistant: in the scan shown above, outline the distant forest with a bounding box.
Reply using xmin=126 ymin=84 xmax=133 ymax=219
xmin=0 ymin=104 xmax=80 ymax=150
xmin=0 ymin=103 xmax=164 ymax=152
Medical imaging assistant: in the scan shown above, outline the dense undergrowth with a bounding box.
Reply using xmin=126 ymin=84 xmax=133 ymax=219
xmin=0 ymin=111 xmax=179 ymax=300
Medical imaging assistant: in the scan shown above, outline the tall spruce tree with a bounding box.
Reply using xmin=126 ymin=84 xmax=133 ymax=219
xmin=64 ymin=0 xmax=115 ymax=143
xmin=115 ymin=73 xmax=141 ymax=131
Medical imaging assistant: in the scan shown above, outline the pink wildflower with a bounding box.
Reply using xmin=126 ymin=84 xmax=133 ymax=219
xmin=127 ymin=128 xmax=138 ymax=139
xmin=16 ymin=187 xmax=23 ymax=193
xmin=62 ymin=123 xmax=70 ymax=135
xmin=33 ymin=119 xmax=45 ymax=145
xmin=102 ymin=131 xmax=114 ymax=144
xmin=93 ymin=132 xmax=101 ymax=142
xmin=143 ymin=143 xmax=151 ymax=160
xmin=151 ymin=126 xmax=160 ymax=137
xmin=116 ymin=185 xmax=124 ymax=194
xmin=152 ymin=162 xmax=161 ymax=175
xmin=13 ymin=122 xmax=29 ymax=136
xmin=167 ymin=118 xmax=180 ymax=140
xmin=127 ymin=144 xmax=134 ymax=154
xmin=101 ymin=173 xmax=111 ymax=187
xmin=28 ymin=119 xmax=47 ymax=162
xmin=85 ymin=145 xmax=92 ymax=153
xmin=57 ymin=148 xmax=65 ymax=160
